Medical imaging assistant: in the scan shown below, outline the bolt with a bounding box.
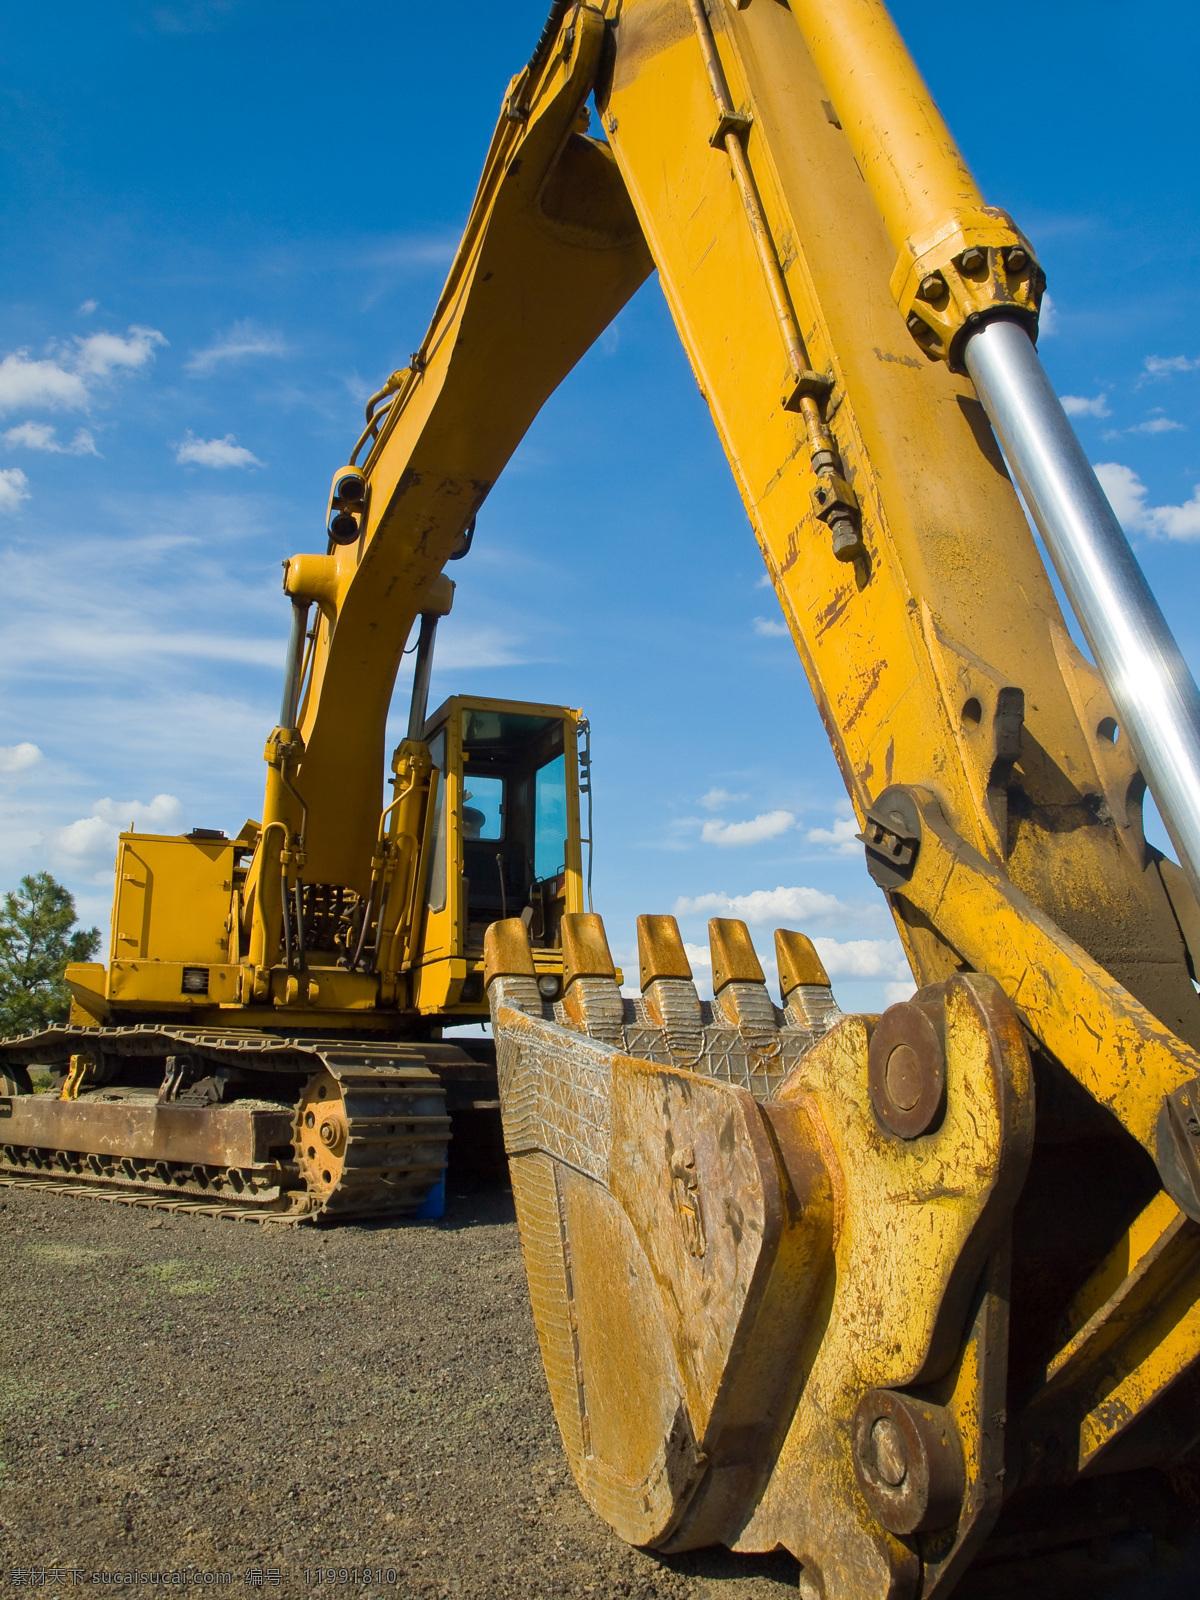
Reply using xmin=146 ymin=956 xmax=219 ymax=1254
xmin=1006 ymin=247 xmax=1029 ymax=273
xmin=885 ymin=1044 xmax=923 ymax=1112
xmin=319 ymin=1120 xmax=339 ymax=1148
xmin=871 ymin=1416 xmax=909 ymax=1487
xmin=919 ymin=272 xmax=946 ymax=302
xmin=830 ymin=518 xmax=863 ymax=563
xmin=960 ymin=247 xmax=986 ymax=273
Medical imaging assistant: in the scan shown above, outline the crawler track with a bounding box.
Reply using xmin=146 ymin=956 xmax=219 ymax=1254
xmin=0 ymin=1026 xmax=451 ymax=1224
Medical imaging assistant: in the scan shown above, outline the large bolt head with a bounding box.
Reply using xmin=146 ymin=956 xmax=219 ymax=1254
xmin=830 ymin=518 xmax=864 ymax=562
xmin=868 ymin=1000 xmax=945 ymax=1138
xmin=853 ymin=1390 xmax=964 ymax=1535
xmin=959 ymin=246 xmax=987 ymax=273
xmin=919 ymin=271 xmax=947 ymax=302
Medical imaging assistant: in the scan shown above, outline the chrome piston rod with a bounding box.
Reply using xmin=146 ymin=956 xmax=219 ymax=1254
xmin=965 ymin=317 xmax=1200 ymax=903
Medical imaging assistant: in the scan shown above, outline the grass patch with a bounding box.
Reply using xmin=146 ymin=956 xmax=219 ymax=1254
xmin=26 ymin=1241 xmax=107 ymax=1267
xmin=140 ymin=1259 xmax=219 ymax=1297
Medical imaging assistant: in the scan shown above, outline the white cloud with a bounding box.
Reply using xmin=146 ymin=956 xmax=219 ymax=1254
xmin=0 ymin=325 xmax=165 ymax=417
xmin=1039 ymin=293 xmax=1058 ymax=336
xmin=671 ymin=925 xmax=909 ymax=994
xmin=0 ymin=742 xmax=42 ymax=774
xmin=812 ymin=936 xmax=909 ymax=981
xmin=175 ymin=432 xmax=264 ymax=469
xmin=700 ymin=787 xmax=747 ymax=811
xmin=1061 ymin=393 xmax=1110 ymax=418
xmin=78 ymin=300 xmax=98 ymax=316
xmin=1129 ymin=416 xmax=1184 ymax=435
xmin=1143 ymin=355 xmax=1200 ymax=379
xmin=1095 ymin=462 xmax=1200 ymax=542
xmin=1094 ymin=462 xmax=1146 ymax=527
xmin=186 ymin=320 xmax=290 ymax=376
xmin=806 ymin=815 xmax=860 ymax=855
xmin=0 ymin=353 xmax=89 ymax=414
xmin=753 ymin=616 xmax=789 ymax=638
xmin=3 ymin=421 xmax=98 ymax=455
xmin=74 ymin=326 xmax=166 ymax=379
xmin=701 ymin=809 xmax=795 ymax=846
xmin=674 ymin=885 xmax=844 ymax=922
xmin=52 ymin=794 xmax=188 ymax=878
xmin=754 ymin=572 xmax=772 ymax=589
xmin=0 ymin=467 xmax=29 ymax=514
xmin=32 ymin=625 xmax=282 ymax=669
xmin=884 ymin=980 xmax=916 ymax=1005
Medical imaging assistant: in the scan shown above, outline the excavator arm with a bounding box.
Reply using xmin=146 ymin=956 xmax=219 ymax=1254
xmin=380 ymin=2 xmax=1200 ymax=1593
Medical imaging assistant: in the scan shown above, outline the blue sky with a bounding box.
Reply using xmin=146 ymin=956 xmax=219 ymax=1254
xmin=0 ymin=1 xmax=1197 ymax=1015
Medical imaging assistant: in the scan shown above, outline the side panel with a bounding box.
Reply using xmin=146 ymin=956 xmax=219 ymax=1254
xmin=111 ymin=835 xmax=233 ymax=967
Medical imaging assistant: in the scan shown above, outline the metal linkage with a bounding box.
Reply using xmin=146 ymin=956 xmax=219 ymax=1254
xmin=965 ymin=318 xmax=1200 ymax=908
xmin=685 ymin=0 xmax=863 ymax=561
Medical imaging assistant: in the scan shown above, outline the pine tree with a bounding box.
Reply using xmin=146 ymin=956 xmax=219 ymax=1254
xmin=0 ymin=872 xmax=101 ymax=1037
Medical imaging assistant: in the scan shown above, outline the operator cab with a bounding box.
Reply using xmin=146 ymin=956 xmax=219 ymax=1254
xmin=413 ymin=695 xmax=589 ymax=1013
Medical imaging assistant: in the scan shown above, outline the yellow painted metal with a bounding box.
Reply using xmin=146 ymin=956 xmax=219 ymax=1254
xmin=59 ymin=1055 xmax=90 ymax=1100
xmin=886 ymin=788 xmax=1200 ymax=1157
xmin=99 ymin=696 xmax=584 ymax=1027
xmin=785 ymin=0 xmax=1043 ymax=366
xmin=1013 ymin=1185 xmax=1200 ymax=1481
xmin=786 ymin=0 xmax=983 ymax=258
xmin=64 ymin=963 xmax=108 ymax=1026
xmin=111 ymin=834 xmax=234 ymax=967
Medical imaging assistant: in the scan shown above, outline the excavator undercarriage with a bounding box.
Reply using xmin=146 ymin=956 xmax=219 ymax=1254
xmin=0 ymin=1027 xmax=458 ymax=1222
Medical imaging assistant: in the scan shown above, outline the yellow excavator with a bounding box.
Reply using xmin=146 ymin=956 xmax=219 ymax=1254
xmin=6 ymin=0 xmax=1200 ymax=1588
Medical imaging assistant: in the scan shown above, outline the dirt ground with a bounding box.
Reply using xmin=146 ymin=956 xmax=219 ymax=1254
xmin=0 ymin=1182 xmax=800 ymax=1600
xmin=5 ymin=1180 xmax=1200 ymax=1600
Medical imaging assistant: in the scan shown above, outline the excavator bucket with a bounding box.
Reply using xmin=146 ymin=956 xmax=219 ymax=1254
xmin=485 ymin=912 xmax=1037 ymax=1599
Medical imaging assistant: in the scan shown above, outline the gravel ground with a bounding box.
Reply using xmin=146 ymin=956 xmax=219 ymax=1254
xmin=0 ymin=1183 xmax=799 ymax=1600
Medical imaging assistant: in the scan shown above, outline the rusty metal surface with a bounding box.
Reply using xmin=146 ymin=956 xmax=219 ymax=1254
xmin=0 ymin=1093 xmax=292 ymax=1168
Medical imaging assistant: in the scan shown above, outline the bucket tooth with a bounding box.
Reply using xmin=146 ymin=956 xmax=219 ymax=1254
xmin=637 ymin=914 xmax=704 ymax=1043
xmin=483 ymin=917 xmax=543 ymax=1016
xmin=709 ymin=918 xmax=779 ymax=1032
xmin=776 ymin=929 xmax=842 ymax=1035
xmin=560 ymin=911 xmax=625 ymax=1042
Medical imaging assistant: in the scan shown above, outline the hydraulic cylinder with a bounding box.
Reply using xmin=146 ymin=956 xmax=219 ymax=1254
xmin=965 ymin=320 xmax=1200 ymax=907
